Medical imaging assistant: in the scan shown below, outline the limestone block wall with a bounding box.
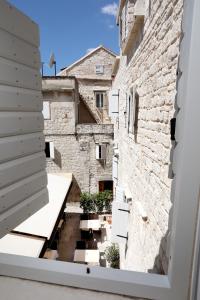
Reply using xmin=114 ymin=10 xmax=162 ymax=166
xmin=62 ymin=48 xmax=116 ymax=80
xmin=78 ymin=78 xmax=112 ymax=123
xmin=59 ymin=48 xmax=116 ymax=123
xmin=43 ymin=91 xmax=76 ymax=135
xmin=112 ymin=0 xmax=183 ymax=273
xmin=45 ymin=124 xmax=113 ymax=195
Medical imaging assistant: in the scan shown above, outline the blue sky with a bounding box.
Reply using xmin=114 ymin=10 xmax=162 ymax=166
xmin=9 ymin=0 xmax=119 ymax=75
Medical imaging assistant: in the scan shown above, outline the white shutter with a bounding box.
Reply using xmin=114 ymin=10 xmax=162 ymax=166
xmin=0 ymin=1 xmax=48 ymax=238
xmin=109 ymin=89 xmax=119 ymax=118
xmin=42 ymin=101 xmax=50 ymax=119
xmin=49 ymin=141 xmax=55 ymax=159
xmin=112 ymin=157 xmax=118 ymax=181
xmin=96 ymin=145 xmax=100 ymax=160
xmin=115 ymin=186 xmax=125 ymax=202
xmin=111 ymin=201 xmax=129 ymax=244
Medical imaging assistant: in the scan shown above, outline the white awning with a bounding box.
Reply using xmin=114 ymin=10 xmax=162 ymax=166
xmin=80 ymin=220 xmax=101 ymax=231
xmin=14 ymin=173 xmax=72 ymax=239
xmin=0 ymin=233 xmax=45 ymax=257
xmin=74 ymin=249 xmax=99 ymax=263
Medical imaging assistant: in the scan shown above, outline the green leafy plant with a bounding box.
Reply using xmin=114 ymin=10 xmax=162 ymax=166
xmin=80 ymin=191 xmax=113 ymax=214
xmin=80 ymin=192 xmax=95 ymax=213
xmin=94 ymin=192 xmax=105 ymax=213
xmin=103 ymin=190 xmax=112 ymax=213
xmin=105 ymin=243 xmax=120 ymax=269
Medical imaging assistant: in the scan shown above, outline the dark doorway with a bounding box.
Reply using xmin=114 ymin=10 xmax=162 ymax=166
xmin=99 ymin=180 xmax=113 ymax=192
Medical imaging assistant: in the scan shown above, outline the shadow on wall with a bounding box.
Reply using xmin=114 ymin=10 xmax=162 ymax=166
xmin=147 ymin=96 xmax=178 ymax=274
xmin=54 ymin=148 xmax=62 ymax=169
xmin=67 ymin=176 xmax=81 ymax=203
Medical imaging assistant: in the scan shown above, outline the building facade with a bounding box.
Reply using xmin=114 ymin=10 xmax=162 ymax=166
xmin=59 ymin=46 xmax=116 ymax=124
xmin=111 ymin=0 xmax=183 ymax=274
xmin=42 ymin=76 xmax=114 ymax=200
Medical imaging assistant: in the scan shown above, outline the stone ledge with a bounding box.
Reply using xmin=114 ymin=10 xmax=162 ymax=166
xmin=76 ymin=124 xmax=114 ymax=135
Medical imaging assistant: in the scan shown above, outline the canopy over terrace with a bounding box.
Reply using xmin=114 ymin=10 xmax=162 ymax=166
xmin=0 ymin=173 xmax=72 ymax=257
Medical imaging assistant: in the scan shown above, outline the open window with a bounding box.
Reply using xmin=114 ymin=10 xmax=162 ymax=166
xmin=95 ymin=92 xmax=104 ymax=108
xmin=96 ymin=144 xmax=106 ymax=160
xmin=96 ymin=65 xmax=104 ymax=75
xmin=0 ymin=1 xmax=199 ymax=300
xmin=45 ymin=142 xmax=55 ymax=159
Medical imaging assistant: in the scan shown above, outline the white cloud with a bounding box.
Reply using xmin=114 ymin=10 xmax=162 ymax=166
xmin=101 ymin=2 xmax=118 ymax=17
xmin=86 ymin=48 xmax=96 ymax=54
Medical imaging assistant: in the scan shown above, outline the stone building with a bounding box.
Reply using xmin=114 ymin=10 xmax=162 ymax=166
xmin=42 ymin=75 xmax=114 ymax=201
xmin=111 ymin=0 xmax=183 ymax=274
xmin=59 ymin=45 xmax=116 ymax=124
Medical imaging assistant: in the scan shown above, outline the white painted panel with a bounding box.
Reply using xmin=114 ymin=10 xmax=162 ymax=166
xmin=0 ymin=234 xmax=45 ymax=258
xmin=0 ymin=171 xmax=47 ymax=213
xmin=0 ymin=0 xmax=48 ymax=238
xmin=0 ymin=85 xmax=42 ymax=111
xmin=0 ymin=188 xmax=48 ymax=238
xmin=0 ymin=57 xmax=41 ymax=90
xmin=111 ymin=201 xmax=129 ymax=244
xmin=0 ymin=153 xmax=46 ymax=189
xmin=109 ymin=89 xmax=119 ymax=117
xmin=0 ymin=133 xmax=44 ymax=163
xmin=0 ymin=112 xmax=43 ymax=137
xmin=112 ymin=157 xmax=118 ymax=180
xmin=115 ymin=186 xmax=125 ymax=202
xmin=0 ymin=1 xmax=39 ymax=47
xmin=49 ymin=142 xmax=55 ymax=159
xmin=42 ymin=101 xmax=50 ymax=119
xmin=0 ymin=28 xmax=40 ymax=69
xmin=96 ymin=145 xmax=100 ymax=160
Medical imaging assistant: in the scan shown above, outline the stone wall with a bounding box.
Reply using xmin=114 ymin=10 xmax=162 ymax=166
xmin=78 ymin=79 xmax=112 ymax=123
xmin=112 ymin=0 xmax=183 ymax=273
xmin=59 ymin=47 xmax=116 ymax=123
xmin=61 ymin=48 xmax=116 ymax=80
xmin=43 ymin=88 xmax=113 ymax=197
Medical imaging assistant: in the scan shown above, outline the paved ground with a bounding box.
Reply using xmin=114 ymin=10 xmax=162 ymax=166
xmin=58 ymin=213 xmax=81 ymax=262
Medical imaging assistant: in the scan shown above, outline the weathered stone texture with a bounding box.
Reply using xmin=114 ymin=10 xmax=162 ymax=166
xmin=44 ymin=90 xmax=113 ymax=196
xmin=59 ymin=47 xmax=116 ymax=123
xmin=62 ymin=48 xmax=116 ymax=80
xmin=113 ymin=0 xmax=183 ymax=273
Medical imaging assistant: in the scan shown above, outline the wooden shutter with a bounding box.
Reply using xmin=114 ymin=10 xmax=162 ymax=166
xmin=0 ymin=1 xmax=48 ymax=238
xmin=109 ymin=89 xmax=119 ymax=118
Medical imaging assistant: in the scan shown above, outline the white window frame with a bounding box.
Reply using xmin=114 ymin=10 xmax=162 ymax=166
xmin=95 ymin=65 xmax=104 ymax=75
xmin=0 ymin=0 xmax=199 ymax=299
